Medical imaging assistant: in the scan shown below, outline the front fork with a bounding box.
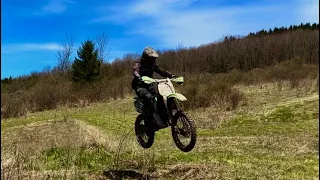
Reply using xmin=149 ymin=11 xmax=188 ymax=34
xmin=166 ymin=98 xmax=190 ymax=136
xmin=166 ymin=97 xmax=180 ymax=126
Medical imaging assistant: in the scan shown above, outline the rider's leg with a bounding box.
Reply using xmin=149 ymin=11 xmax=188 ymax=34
xmin=135 ymin=87 xmax=156 ymax=127
xmin=136 ymin=87 xmax=155 ymax=108
xmin=147 ymin=83 xmax=159 ymax=114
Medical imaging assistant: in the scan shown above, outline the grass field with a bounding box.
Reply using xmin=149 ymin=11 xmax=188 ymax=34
xmin=1 ymin=80 xmax=319 ymax=179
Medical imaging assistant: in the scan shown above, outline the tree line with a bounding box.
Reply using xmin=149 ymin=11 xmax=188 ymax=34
xmin=1 ymin=22 xmax=319 ymax=119
xmin=2 ymin=22 xmax=319 ymax=85
xmin=248 ymin=22 xmax=319 ymax=36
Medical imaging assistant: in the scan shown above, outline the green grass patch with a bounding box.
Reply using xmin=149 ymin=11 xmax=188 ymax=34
xmin=41 ymin=145 xmax=113 ymax=172
xmin=199 ymin=99 xmax=318 ymax=137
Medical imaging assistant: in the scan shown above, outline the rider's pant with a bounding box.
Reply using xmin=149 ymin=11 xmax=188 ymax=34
xmin=135 ymin=86 xmax=157 ymax=117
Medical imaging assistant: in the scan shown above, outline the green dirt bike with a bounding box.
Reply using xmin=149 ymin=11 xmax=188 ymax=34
xmin=133 ymin=76 xmax=197 ymax=152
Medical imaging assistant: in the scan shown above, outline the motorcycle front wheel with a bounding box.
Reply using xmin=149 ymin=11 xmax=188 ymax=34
xmin=135 ymin=114 xmax=155 ymax=149
xmin=171 ymin=111 xmax=197 ymax=152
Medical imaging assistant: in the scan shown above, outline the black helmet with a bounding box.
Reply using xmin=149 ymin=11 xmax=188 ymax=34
xmin=142 ymin=47 xmax=159 ymax=59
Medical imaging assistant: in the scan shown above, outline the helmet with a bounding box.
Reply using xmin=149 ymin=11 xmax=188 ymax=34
xmin=142 ymin=47 xmax=159 ymax=58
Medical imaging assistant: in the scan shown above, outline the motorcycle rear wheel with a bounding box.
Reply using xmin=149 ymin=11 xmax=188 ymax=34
xmin=135 ymin=114 xmax=155 ymax=149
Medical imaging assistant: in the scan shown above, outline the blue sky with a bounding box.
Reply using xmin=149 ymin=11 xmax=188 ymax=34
xmin=1 ymin=0 xmax=319 ymax=78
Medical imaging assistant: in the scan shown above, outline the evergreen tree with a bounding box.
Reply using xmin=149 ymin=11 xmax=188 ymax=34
xmin=299 ymin=23 xmax=303 ymax=28
xmin=279 ymin=26 xmax=285 ymax=32
xmin=72 ymin=40 xmax=101 ymax=83
xmin=305 ymin=22 xmax=311 ymax=29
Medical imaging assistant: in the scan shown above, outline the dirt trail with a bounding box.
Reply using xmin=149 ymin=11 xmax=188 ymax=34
xmin=1 ymin=118 xmax=127 ymax=153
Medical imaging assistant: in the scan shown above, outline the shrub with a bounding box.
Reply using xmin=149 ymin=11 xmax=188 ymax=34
xmin=1 ymin=92 xmax=30 ymax=119
xmin=180 ymin=75 xmax=245 ymax=111
xmin=241 ymin=68 xmax=267 ymax=85
xmin=229 ymin=89 xmax=245 ymax=110
xmin=29 ymin=77 xmax=75 ymax=111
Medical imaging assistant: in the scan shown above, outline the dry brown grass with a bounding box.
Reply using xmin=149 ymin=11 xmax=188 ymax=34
xmin=1 ymin=116 xmax=154 ymax=179
xmin=1 ymin=119 xmax=105 ymax=179
xmin=187 ymin=76 xmax=319 ymax=130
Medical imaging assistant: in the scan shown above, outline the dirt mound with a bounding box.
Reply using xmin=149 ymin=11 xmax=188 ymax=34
xmin=149 ymin=163 xmax=227 ymax=180
xmin=1 ymin=119 xmax=114 ymax=161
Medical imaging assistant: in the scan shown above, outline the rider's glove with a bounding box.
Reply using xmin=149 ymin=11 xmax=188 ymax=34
xmin=137 ymin=77 xmax=143 ymax=85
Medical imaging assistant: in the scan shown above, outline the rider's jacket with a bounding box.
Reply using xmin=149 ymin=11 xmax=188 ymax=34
xmin=131 ymin=58 xmax=173 ymax=89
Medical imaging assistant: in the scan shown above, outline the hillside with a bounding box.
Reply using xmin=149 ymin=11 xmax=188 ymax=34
xmin=1 ymin=78 xmax=318 ymax=179
xmin=1 ymin=23 xmax=319 ymax=119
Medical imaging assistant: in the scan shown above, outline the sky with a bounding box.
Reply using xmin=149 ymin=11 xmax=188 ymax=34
xmin=1 ymin=0 xmax=319 ymax=78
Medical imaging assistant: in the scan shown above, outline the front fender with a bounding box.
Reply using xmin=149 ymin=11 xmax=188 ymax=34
xmin=167 ymin=93 xmax=187 ymax=101
xmin=141 ymin=76 xmax=155 ymax=84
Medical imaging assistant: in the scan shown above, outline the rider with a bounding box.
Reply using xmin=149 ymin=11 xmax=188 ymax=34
xmin=132 ymin=47 xmax=175 ymax=127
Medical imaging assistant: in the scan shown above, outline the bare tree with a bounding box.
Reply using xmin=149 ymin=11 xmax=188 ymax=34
xmin=176 ymin=42 xmax=186 ymax=72
xmin=96 ymin=32 xmax=110 ymax=63
xmin=42 ymin=65 xmax=51 ymax=75
xmin=56 ymin=33 xmax=75 ymax=72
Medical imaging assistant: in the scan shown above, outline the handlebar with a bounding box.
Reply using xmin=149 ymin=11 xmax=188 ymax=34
xmin=141 ymin=76 xmax=184 ymax=84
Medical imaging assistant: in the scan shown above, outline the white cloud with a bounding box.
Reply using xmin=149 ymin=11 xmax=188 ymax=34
xmin=1 ymin=43 xmax=64 ymax=54
xmin=129 ymin=0 xmax=197 ymax=15
xmin=40 ymin=0 xmax=74 ymax=14
xmin=297 ymin=0 xmax=319 ymax=23
xmin=90 ymin=0 xmax=196 ymax=23
xmin=93 ymin=0 xmax=319 ymax=49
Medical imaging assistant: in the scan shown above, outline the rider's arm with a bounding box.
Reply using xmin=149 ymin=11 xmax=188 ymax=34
xmin=133 ymin=62 xmax=141 ymax=79
xmin=154 ymin=64 xmax=174 ymax=78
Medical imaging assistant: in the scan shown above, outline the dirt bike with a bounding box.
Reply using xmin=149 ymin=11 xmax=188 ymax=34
xmin=133 ymin=76 xmax=197 ymax=152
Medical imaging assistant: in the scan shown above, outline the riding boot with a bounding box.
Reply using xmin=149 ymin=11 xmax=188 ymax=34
xmin=143 ymin=98 xmax=156 ymax=134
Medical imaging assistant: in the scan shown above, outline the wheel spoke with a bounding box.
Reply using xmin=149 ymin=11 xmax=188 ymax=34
xmin=174 ymin=115 xmax=192 ymax=146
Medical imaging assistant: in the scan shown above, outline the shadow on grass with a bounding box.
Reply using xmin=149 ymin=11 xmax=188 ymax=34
xmin=103 ymin=169 xmax=150 ymax=180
